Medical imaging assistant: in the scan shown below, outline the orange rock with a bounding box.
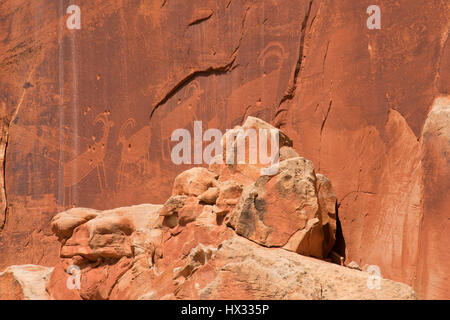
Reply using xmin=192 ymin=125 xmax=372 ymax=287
xmin=227 ymin=157 xmax=336 ymax=258
xmin=315 ymin=174 xmax=337 ymax=256
xmin=197 ymin=187 xmax=219 ymax=205
xmin=172 ymin=168 xmax=219 ymax=197
xmin=51 ymin=208 xmax=99 ymax=240
xmin=0 ymin=0 xmax=448 ymax=299
xmin=215 ymin=181 xmax=243 ymax=215
xmin=0 ymin=265 xmax=53 ymax=300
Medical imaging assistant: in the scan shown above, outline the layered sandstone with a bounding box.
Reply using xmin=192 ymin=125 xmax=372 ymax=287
xmin=0 ymin=0 xmax=448 ymax=299
xmin=41 ymin=118 xmax=336 ymax=299
xmin=27 ymin=120 xmax=415 ymax=299
xmin=0 ymin=265 xmax=53 ymax=300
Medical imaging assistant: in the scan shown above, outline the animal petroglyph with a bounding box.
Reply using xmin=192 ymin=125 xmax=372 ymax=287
xmin=226 ymin=42 xmax=288 ymax=126
xmin=62 ymin=112 xmax=114 ymax=206
xmin=160 ymin=81 xmax=204 ymax=161
xmin=117 ymin=118 xmax=151 ymax=189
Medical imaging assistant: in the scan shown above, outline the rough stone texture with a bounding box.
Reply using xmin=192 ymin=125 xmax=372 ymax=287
xmin=215 ymin=116 xmax=293 ymax=182
xmin=0 ymin=0 xmax=448 ymax=299
xmin=416 ymin=96 xmax=450 ymax=299
xmin=227 ymin=157 xmax=336 ymax=258
xmin=51 ymin=207 xmax=100 ymax=240
xmin=54 ymin=203 xmax=162 ymax=261
xmin=1 ymin=126 xmax=417 ymax=300
xmin=271 ymin=1 xmax=449 ymax=300
xmin=45 ymin=199 xmax=414 ymax=300
xmin=47 ymin=203 xmax=162 ymax=300
xmin=47 ymin=218 xmax=415 ymax=300
xmin=172 ymin=168 xmax=219 ymax=197
xmin=0 ymin=264 xmax=53 ymax=300
xmin=195 ymin=237 xmax=416 ymax=300
xmin=41 ymin=127 xmax=414 ymax=300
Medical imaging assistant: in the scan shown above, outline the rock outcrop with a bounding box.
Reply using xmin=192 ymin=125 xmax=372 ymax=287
xmin=0 ymin=0 xmax=448 ymax=299
xmin=227 ymin=157 xmax=336 ymax=258
xmin=191 ymin=237 xmax=415 ymax=300
xmin=0 ymin=117 xmax=412 ymax=300
xmin=0 ymin=265 xmax=53 ymax=300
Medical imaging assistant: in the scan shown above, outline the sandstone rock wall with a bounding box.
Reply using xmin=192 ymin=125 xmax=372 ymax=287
xmin=0 ymin=0 xmax=448 ymax=298
xmin=41 ymin=140 xmax=415 ymax=300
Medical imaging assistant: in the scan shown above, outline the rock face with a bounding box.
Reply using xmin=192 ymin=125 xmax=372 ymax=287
xmin=193 ymin=237 xmax=415 ymax=300
xmin=227 ymin=157 xmax=336 ymax=258
xmin=0 ymin=265 xmax=53 ymax=300
xmin=0 ymin=0 xmax=448 ymax=299
xmin=417 ymin=97 xmax=450 ymax=299
xmin=48 ymin=204 xmax=162 ymax=300
xmin=42 ymin=129 xmax=414 ymax=299
xmin=11 ymin=118 xmax=409 ymax=300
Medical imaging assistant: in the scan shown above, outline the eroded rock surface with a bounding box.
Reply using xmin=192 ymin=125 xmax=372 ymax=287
xmin=10 ymin=117 xmax=410 ymax=300
xmin=0 ymin=0 xmax=448 ymax=299
xmin=227 ymin=157 xmax=336 ymax=258
xmin=0 ymin=265 xmax=53 ymax=300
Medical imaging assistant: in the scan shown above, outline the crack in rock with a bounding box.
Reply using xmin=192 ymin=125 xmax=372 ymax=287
xmin=274 ymin=0 xmax=314 ymax=127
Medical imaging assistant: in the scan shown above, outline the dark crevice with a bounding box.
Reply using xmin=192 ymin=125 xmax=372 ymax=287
xmin=149 ymin=58 xmax=237 ymax=120
xmin=337 ymin=190 xmax=376 ymax=208
xmin=318 ymin=100 xmax=331 ymax=171
xmin=330 ymin=202 xmax=346 ymax=262
xmin=320 ymin=100 xmax=332 ymax=135
xmin=188 ymin=11 xmax=213 ymax=27
xmin=0 ymin=117 xmax=9 ymax=230
xmin=150 ymin=5 xmax=249 ymax=120
xmin=274 ymin=0 xmax=314 ymax=127
xmin=278 ymin=0 xmax=313 ymax=104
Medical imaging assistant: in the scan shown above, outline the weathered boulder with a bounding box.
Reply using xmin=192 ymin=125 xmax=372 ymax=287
xmin=0 ymin=265 xmax=53 ymax=300
xmin=315 ymin=174 xmax=338 ymax=255
xmin=197 ymin=187 xmax=219 ymax=205
xmin=279 ymin=146 xmax=300 ymax=161
xmin=55 ymin=204 xmax=162 ymax=261
xmin=196 ymin=237 xmax=416 ymax=300
xmin=0 ymin=0 xmax=448 ymax=299
xmin=110 ymin=236 xmax=416 ymax=300
xmin=47 ymin=204 xmax=164 ymax=300
xmin=215 ymin=180 xmax=243 ymax=215
xmin=51 ymin=208 xmax=100 ymax=240
xmin=227 ymin=157 xmax=336 ymax=258
xmin=214 ymin=117 xmax=292 ymax=182
xmin=172 ymin=168 xmax=218 ymax=197
xmin=46 ymin=257 xmax=133 ymax=301
xmin=160 ymin=195 xmax=204 ymax=228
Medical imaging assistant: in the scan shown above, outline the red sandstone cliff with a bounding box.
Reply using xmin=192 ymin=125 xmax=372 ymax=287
xmin=0 ymin=0 xmax=448 ymax=299
xmin=1 ymin=117 xmax=417 ymax=300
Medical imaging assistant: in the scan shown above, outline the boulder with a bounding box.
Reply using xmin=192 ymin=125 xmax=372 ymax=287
xmin=227 ymin=157 xmax=336 ymax=258
xmin=197 ymin=187 xmax=219 ymax=205
xmin=0 ymin=0 xmax=448 ymax=299
xmin=215 ymin=181 xmax=243 ymax=215
xmin=0 ymin=265 xmax=53 ymax=300
xmin=172 ymin=168 xmax=218 ymax=197
xmin=217 ymin=117 xmax=293 ymax=181
xmin=197 ymin=237 xmax=416 ymax=300
xmin=160 ymin=195 xmax=204 ymax=228
xmin=51 ymin=208 xmax=99 ymax=240
xmin=315 ymin=174 xmax=338 ymax=255
xmin=57 ymin=204 xmax=163 ymax=261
